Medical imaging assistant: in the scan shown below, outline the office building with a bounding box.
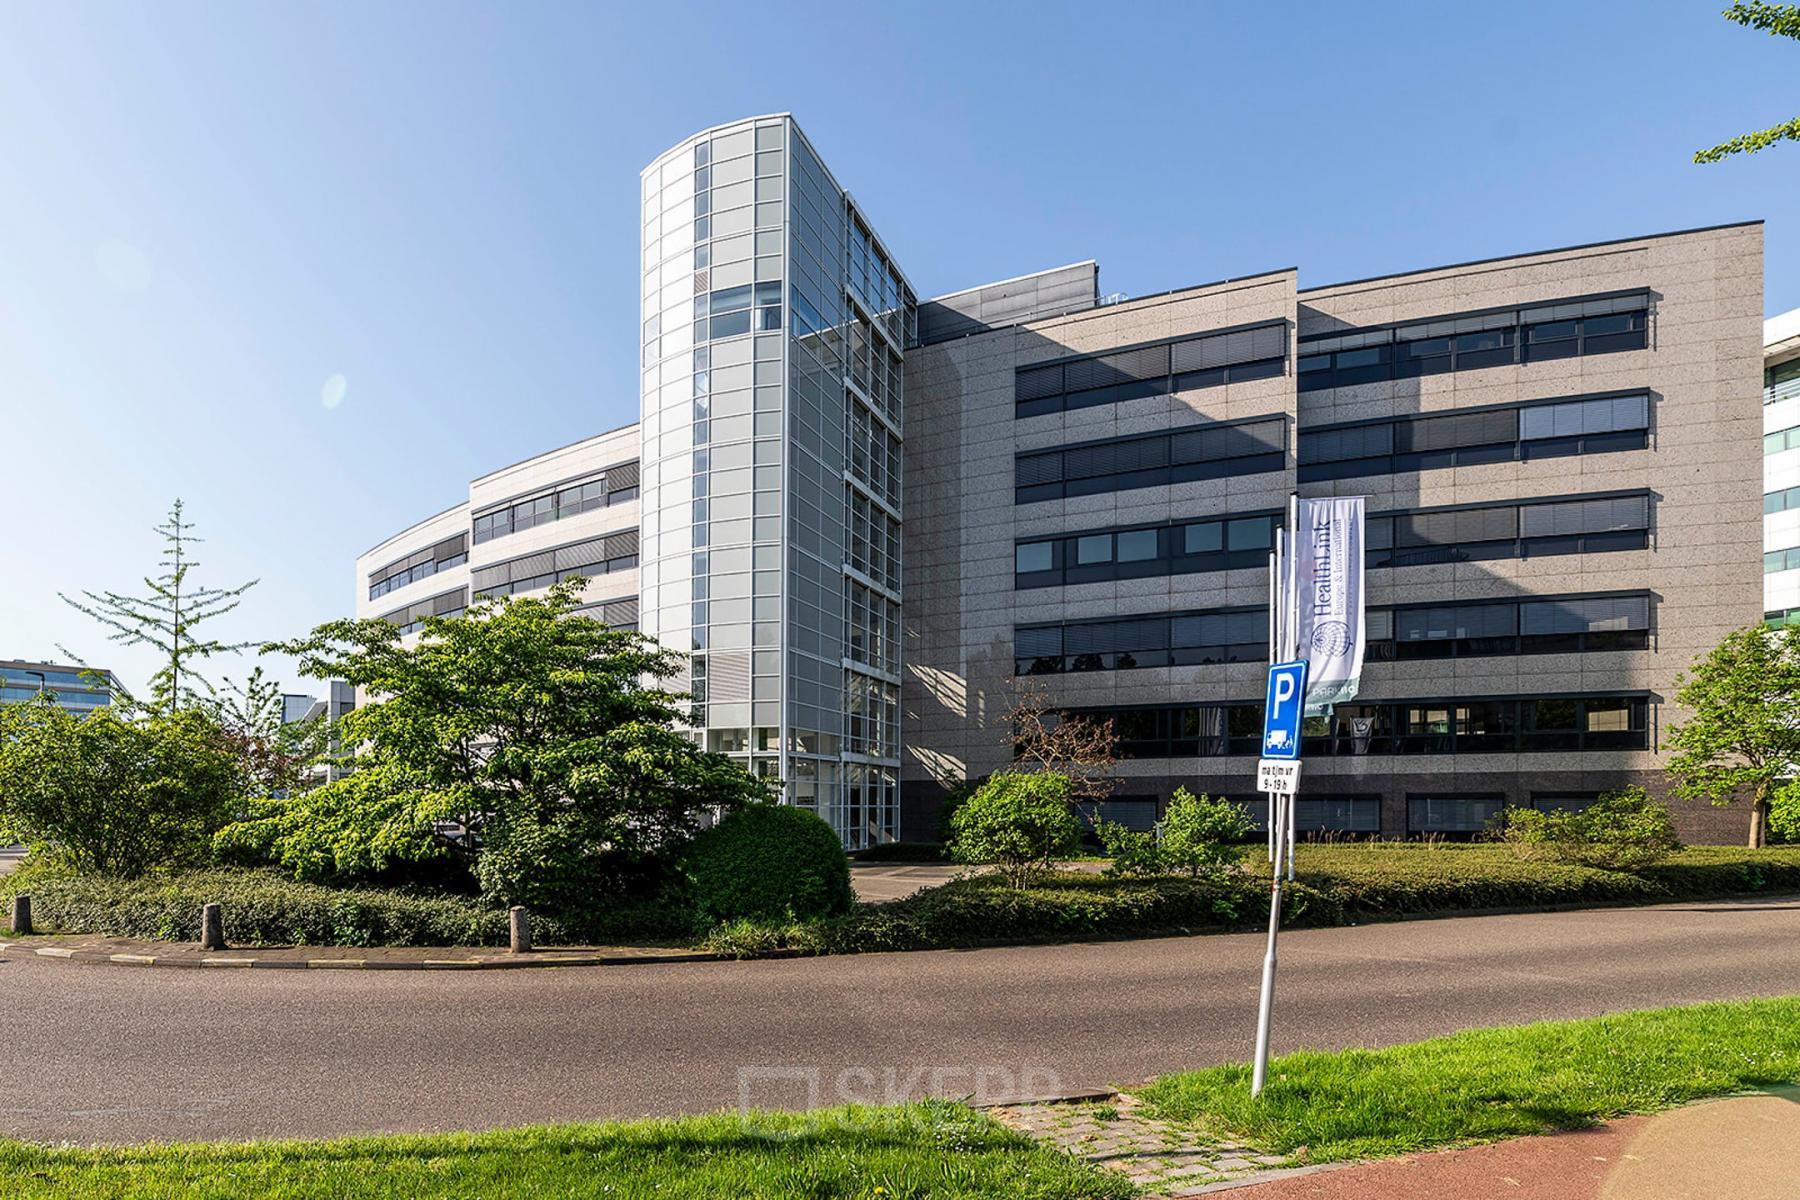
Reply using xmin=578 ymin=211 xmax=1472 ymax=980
xmin=1766 ymin=307 xmax=1800 ymax=626
xmin=357 ymin=114 xmax=1766 ymax=846
xmin=0 ymin=659 xmax=123 ymax=716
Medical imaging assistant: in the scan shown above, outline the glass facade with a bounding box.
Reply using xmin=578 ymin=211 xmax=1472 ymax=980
xmin=0 ymin=664 xmax=120 ymax=714
xmin=638 ymin=116 xmax=914 ymax=848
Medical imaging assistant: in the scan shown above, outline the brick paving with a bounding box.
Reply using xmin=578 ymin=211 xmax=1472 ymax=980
xmin=987 ymin=1095 xmax=1309 ymax=1196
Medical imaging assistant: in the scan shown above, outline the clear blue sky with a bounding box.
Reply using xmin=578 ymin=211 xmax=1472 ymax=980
xmin=4 ymin=1 xmax=1797 ymax=699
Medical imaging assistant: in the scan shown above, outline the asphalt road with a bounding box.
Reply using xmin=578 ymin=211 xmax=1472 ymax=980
xmin=4 ymin=897 xmax=1799 ymax=1145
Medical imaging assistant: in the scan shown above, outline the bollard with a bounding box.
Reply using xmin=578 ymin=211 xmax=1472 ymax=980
xmin=200 ymin=902 xmax=226 ymax=951
xmin=9 ymin=894 xmax=30 ymax=936
xmin=509 ymin=906 xmax=532 ymax=954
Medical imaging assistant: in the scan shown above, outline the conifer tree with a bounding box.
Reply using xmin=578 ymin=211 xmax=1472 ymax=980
xmin=60 ymin=499 xmax=258 ymax=712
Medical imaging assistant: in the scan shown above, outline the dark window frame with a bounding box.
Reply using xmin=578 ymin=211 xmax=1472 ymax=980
xmin=1015 ymin=321 xmax=1289 ymax=418
xmin=1071 ymin=694 xmax=1651 ymax=760
xmin=1298 ymin=295 xmax=1649 ymax=393
xmin=1299 ymin=392 xmax=1651 ymax=483
xmin=1015 ymin=512 xmax=1282 ymax=590
xmin=1015 ymin=417 xmax=1288 ymax=504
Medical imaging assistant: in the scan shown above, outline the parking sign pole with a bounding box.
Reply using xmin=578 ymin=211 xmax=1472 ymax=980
xmin=1253 ymin=659 xmax=1305 ymax=1098
xmin=1251 ymin=781 xmax=1287 ymax=1097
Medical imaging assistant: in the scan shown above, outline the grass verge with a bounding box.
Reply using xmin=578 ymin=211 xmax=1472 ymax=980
xmin=0 ymin=1102 xmax=1131 ymax=1199
xmin=1136 ymin=996 xmax=1800 ymax=1163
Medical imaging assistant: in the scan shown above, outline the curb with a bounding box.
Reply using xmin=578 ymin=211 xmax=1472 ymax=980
xmin=0 ymin=941 xmax=721 ymax=971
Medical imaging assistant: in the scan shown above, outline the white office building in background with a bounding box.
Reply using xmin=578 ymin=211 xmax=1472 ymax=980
xmin=1767 ymin=307 xmax=1800 ymax=626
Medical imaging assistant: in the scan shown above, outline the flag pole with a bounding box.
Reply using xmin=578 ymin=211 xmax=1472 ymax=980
xmin=1286 ymin=493 xmax=1300 ymax=880
xmin=1266 ymin=537 xmax=1281 ymax=861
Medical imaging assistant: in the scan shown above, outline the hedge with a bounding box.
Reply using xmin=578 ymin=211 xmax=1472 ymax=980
xmin=702 ymin=845 xmax=1800 ymax=957
xmin=12 ymin=845 xmax=1800 ymax=954
xmin=0 ymin=863 xmax=701 ymax=948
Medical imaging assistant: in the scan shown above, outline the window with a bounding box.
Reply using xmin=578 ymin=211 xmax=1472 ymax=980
xmin=1185 ymin=522 xmax=1223 ymax=554
xmin=1770 ymin=357 xmax=1800 ymax=403
xmin=471 ymin=529 xmax=639 ymax=599
xmin=470 ymin=462 xmax=640 ymax=547
xmin=1117 ymin=529 xmax=1158 ymax=562
xmin=1767 ymin=485 xmax=1800 ymax=515
xmin=1015 ymin=322 xmax=1287 ymax=418
xmin=1532 ymin=793 xmax=1601 ymax=813
xmin=1015 ymin=417 xmax=1287 ymax=503
xmin=1075 ymin=534 xmax=1113 ymax=565
xmin=1368 ymin=493 xmax=1650 ymax=569
xmin=1300 ymin=393 xmax=1648 ymax=482
xmin=1299 ymin=292 xmax=1649 ymax=392
xmin=1408 ymin=795 xmax=1504 ymax=837
xmin=1765 ymin=548 xmax=1800 ymax=574
xmin=368 ymin=534 xmax=469 ymax=601
xmin=1014 ymin=608 xmax=1265 ymax=675
xmin=1015 ymin=542 xmax=1053 ymax=574
xmin=1074 ymin=694 xmax=1648 ymax=759
xmin=1014 ymin=513 xmax=1282 ymax=589
xmin=1367 ymin=594 xmax=1650 ymax=660
xmin=1766 ymin=426 xmax=1800 ymax=455
xmin=379 ymin=586 xmax=470 ymax=635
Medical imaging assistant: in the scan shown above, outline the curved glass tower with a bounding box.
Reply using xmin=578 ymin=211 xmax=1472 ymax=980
xmin=638 ymin=115 xmax=914 ymax=847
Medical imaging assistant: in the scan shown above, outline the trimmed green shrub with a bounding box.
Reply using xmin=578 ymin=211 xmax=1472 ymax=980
xmin=948 ymin=772 xmax=1082 ymax=886
xmin=694 ymin=845 xmax=1800 ymax=958
xmin=0 ymin=863 xmax=542 ymax=946
xmin=1159 ymin=789 xmax=1256 ymax=877
xmin=678 ymin=803 xmax=852 ymax=925
xmin=1500 ymin=787 xmax=1681 ymax=870
xmin=0 ymin=862 xmax=697 ymax=947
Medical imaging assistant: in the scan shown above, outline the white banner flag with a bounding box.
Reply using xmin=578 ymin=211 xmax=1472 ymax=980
xmin=1293 ymin=497 xmax=1365 ymax=716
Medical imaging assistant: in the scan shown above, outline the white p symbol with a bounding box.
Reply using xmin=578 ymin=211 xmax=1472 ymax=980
xmin=1273 ymin=672 xmax=1296 ymax=715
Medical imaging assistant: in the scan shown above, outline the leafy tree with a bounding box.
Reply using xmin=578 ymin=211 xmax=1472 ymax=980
xmin=207 ymin=666 xmax=329 ymax=797
xmin=0 ymin=695 xmax=240 ymax=876
xmin=1159 ymin=789 xmax=1255 ymax=877
xmin=1500 ymin=787 xmax=1682 ymax=870
xmin=1665 ymin=625 xmax=1800 ymax=847
xmin=60 ymin=499 xmax=257 ymax=712
xmin=1695 ymin=3 xmax=1800 ymax=163
xmin=1097 ymin=821 xmax=1163 ymax=878
xmin=947 ymin=771 xmax=1081 ymax=887
xmin=240 ymin=580 xmax=774 ymax=910
xmin=1004 ymin=679 xmax=1118 ymax=815
xmin=1770 ymin=779 xmax=1800 ymax=844
xmin=213 ymin=765 xmax=455 ymax=883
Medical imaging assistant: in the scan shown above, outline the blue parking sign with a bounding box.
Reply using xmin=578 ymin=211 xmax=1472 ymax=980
xmin=1261 ymin=660 xmax=1308 ymax=760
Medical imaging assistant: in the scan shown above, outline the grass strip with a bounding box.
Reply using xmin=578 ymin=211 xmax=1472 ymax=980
xmin=0 ymin=1101 xmax=1132 ymax=1199
xmin=1137 ymin=996 xmax=1800 ymax=1164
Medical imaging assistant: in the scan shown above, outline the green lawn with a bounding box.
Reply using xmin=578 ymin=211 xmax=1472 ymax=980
xmin=1137 ymin=996 xmax=1800 ymax=1164
xmin=0 ymin=1102 xmax=1132 ymax=1199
